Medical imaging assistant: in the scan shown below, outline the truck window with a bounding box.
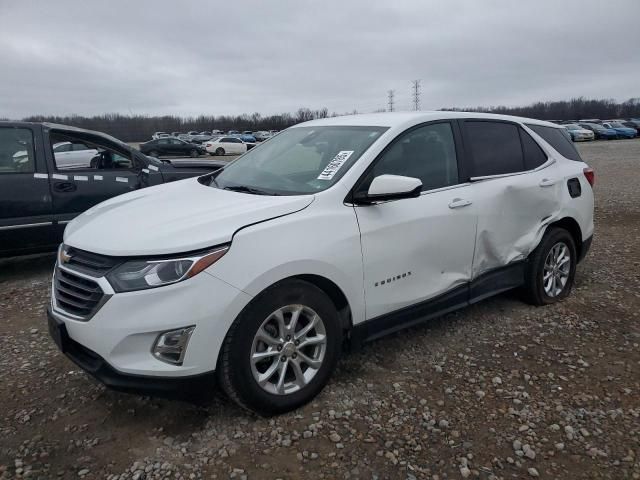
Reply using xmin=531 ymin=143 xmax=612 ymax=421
xmin=50 ymin=132 xmax=133 ymax=171
xmin=0 ymin=127 xmax=35 ymax=174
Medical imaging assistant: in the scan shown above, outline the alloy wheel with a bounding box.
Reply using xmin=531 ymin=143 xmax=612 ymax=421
xmin=543 ymin=242 xmax=571 ymax=297
xmin=250 ymin=304 xmax=327 ymax=395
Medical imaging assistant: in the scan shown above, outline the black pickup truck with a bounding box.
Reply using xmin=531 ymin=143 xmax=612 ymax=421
xmin=0 ymin=122 xmax=225 ymax=258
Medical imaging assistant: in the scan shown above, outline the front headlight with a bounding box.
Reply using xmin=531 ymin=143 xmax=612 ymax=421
xmin=106 ymin=245 xmax=229 ymax=292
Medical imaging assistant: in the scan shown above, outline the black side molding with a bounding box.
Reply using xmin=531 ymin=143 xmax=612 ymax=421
xmin=352 ymin=262 xmax=525 ymax=346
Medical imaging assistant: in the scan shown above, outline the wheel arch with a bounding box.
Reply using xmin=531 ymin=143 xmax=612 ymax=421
xmin=287 ymin=274 xmax=353 ymax=333
xmin=546 ymin=216 xmax=583 ymax=260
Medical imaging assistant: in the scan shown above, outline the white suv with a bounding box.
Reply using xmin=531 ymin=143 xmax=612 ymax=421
xmin=48 ymin=112 xmax=594 ymax=415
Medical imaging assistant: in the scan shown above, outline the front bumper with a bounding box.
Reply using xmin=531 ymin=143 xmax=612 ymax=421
xmin=49 ymin=262 xmax=253 ymax=379
xmin=48 ymin=308 xmax=215 ymax=399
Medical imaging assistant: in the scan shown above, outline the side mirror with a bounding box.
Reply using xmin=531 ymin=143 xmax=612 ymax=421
xmin=353 ymin=174 xmax=422 ymax=204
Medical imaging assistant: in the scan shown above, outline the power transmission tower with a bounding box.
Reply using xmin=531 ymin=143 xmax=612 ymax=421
xmin=387 ymin=90 xmax=395 ymax=112
xmin=411 ymin=80 xmax=421 ymax=111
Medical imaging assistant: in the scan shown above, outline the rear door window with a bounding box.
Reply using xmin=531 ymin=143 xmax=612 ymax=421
xmin=519 ymin=128 xmax=548 ymax=170
xmin=525 ymin=124 xmax=583 ymax=162
xmin=464 ymin=121 xmax=524 ymax=176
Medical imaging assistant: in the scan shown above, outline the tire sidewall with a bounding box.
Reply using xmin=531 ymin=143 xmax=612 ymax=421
xmin=215 ymin=148 xmax=225 ymax=156
xmin=534 ymin=229 xmax=577 ymax=304
xmin=221 ymin=280 xmax=342 ymax=415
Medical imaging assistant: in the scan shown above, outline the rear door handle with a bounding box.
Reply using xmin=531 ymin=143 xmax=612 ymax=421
xmin=448 ymin=198 xmax=472 ymax=209
xmin=53 ymin=181 xmax=77 ymax=193
xmin=539 ymin=178 xmax=556 ymax=187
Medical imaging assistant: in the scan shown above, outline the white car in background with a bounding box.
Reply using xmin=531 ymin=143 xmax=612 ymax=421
xmin=563 ymin=124 xmax=594 ymax=142
xmin=52 ymin=141 xmax=99 ymax=169
xmin=152 ymin=132 xmax=170 ymax=140
xmin=204 ymin=136 xmax=248 ymax=156
xmin=49 ymin=112 xmax=594 ymax=416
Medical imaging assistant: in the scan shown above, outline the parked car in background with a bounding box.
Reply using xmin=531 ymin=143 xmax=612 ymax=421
xmin=238 ymin=134 xmax=257 ymax=146
xmin=601 ymin=121 xmax=638 ymax=139
xmin=578 ymin=123 xmax=618 ymax=140
xmin=204 ymin=136 xmax=248 ymax=155
xmin=578 ymin=119 xmax=601 ymax=124
xmin=152 ymin=132 xmax=170 ymax=140
xmin=211 ymin=129 xmax=223 ymax=135
xmin=0 ymin=121 xmax=224 ymax=258
xmin=228 ymin=130 xmax=240 ymax=135
xmin=140 ymin=137 xmax=206 ymax=158
xmin=242 ymin=130 xmax=253 ymax=135
xmin=47 ymin=112 xmax=594 ymax=415
xmin=253 ymin=131 xmax=272 ymax=141
xmin=563 ymin=124 xmax=595 ymax=142
xmin=620 ymin=120 xmax=640 ymax=134
xmin=171 ymin=132 xmax=181 ymax=137
xmin=200 ymin=131 xmax=212 ymax=136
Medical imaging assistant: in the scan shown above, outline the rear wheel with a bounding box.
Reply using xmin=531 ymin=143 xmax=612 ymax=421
xmin=522 ymin=228 xmax=577 ymax=306
xmin=218 ymin=279 xmax=342 ymax=416
xmin=215 ymin=147 xmax=225 ymax=156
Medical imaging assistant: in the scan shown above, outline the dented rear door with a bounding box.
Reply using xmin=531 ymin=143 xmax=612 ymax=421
xmin=460 ymin=119 xmax=560 ymax=279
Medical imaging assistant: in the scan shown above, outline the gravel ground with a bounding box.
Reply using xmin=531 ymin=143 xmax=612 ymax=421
xmin=1 ymin=139 xmax=639 ymax=480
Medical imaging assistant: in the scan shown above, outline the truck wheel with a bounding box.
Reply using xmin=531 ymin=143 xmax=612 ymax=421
xmin=522 ymin=228 xmax=577 ymax=306
xmin=149 ymin=150 xmax=160 ymax=157
xmin=215 ymin=148 xmax=225 ymax=156
xmin=190 ymin=149 xmax=199 ymax=158
xmin=218 ymin=279 xmax=342 ymax=416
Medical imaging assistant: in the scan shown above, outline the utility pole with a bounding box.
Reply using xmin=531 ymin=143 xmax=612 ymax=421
xmin=387 ymin=90 xmax=395 ymax=112
xmin=411 ymin=80 xmax=421 ymax=111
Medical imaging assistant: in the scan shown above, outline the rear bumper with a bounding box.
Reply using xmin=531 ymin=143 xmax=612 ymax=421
xmin=48 ymin=308 xmax=216 ymax=399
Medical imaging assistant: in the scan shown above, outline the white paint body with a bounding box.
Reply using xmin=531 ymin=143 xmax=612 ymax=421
xmin=52 ymin=112 xmax=594 ymax=378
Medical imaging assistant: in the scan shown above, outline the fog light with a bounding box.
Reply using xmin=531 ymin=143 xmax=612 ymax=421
xmin=152 ymin=326 xmax=195 ymax=365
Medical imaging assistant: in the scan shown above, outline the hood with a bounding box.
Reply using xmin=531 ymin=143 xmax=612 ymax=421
xmin=64 ymin=178 xmax=314 ymax=256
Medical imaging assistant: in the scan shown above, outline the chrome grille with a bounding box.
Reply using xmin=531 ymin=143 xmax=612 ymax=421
xmin=62 ymin=246 xmax=120 ymax=277
xmin=54 ymin=267 xmax=105 ymax=320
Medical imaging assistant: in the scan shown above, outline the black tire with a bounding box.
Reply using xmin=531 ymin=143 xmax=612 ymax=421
xmin=218 ymin=279 xmax=342 ymax=416
xmin=522 ymin=228 xmax=577 ymax=306
xmin=189 ymin=149 xmax=199 ymax=158
xmin=215 ymin=147 xmax=225 ymax=156
xmin=149 ymin=150 xmax=160 ymax=157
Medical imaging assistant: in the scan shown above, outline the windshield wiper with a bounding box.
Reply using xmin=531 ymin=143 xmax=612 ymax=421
xmin=223 ymin=185 xmax=277 ymax=195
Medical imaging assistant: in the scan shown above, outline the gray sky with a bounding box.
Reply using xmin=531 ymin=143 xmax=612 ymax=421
xmin=1 ymin=0 xmax=638 ymax=119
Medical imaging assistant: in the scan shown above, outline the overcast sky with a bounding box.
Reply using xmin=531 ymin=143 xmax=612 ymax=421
xmin=1 ymin=0 xmax=638 ymax=119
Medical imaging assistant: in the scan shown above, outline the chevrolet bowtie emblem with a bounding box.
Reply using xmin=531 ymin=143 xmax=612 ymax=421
xmin=60 ymin=249 xmax=72 ymax=264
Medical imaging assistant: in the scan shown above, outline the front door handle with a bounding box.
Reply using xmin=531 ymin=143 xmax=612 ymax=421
xmin=53 ymin=181 xmax=77 ymax=193
xmin=539 ymin=178 xmax=556 ymax=187
xmin=448 ymin=198 xmax=472 ymax=209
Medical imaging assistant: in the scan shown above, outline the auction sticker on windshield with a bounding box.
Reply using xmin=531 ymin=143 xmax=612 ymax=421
xmin=317 ymin=151 xmax=354 ymax=180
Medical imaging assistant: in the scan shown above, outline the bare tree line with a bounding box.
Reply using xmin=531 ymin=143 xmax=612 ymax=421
xmin=17 ymin=97 xmax=640 ymax=142
xmin=441 ymin=97 xmax=640 ymax=121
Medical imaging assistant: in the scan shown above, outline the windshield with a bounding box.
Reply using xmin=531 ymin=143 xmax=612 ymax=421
xmin=212 ymin=126 xmax=388 ymax=195
xmin=609 ymin=122 xmax=625 ymax=128
xmin=564 ymin=124 xmax=580 ymax=130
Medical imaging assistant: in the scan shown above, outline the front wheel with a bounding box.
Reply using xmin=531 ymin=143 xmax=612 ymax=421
xmin=217 ymin=279 xmax=342 ymax=416
xmin=522 ymin=228 xmax=577 ymax=306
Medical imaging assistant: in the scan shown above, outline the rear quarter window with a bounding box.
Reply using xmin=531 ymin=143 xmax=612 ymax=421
xmin=465 ymin=121 xmax=524 ymax=176
xmin=525 ymin=124 xmax=583 ymax=162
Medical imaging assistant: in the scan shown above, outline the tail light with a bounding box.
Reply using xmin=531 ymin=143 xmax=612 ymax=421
xmin=205 ymin=143 xmax=212 ymax=147
xmin=583 ymin=167 xmax=595 ymax=187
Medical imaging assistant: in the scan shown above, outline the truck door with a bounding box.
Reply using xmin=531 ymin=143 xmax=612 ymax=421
xmin=44 ymin=128 xmax=143 ymax=237
xmin=0 ymin=124 xmax=56 ymax=256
